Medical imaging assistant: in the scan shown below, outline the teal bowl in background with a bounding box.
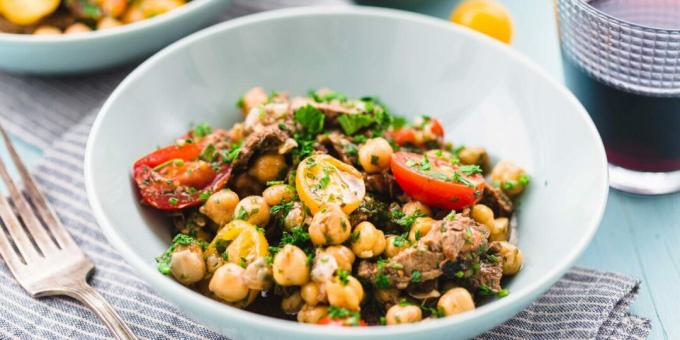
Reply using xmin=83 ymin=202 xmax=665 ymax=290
xmin=0 ymin=0 xmax=231 ymax=74
xmin=85 ymin=7 xmax=608 ymax=339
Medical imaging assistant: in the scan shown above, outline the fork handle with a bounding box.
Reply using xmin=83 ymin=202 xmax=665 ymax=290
xmin=65 ymin=283 xmax=137 ymax=340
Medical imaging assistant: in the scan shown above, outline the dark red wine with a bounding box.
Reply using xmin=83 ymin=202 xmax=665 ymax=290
xmin=562 ymin=52 xmax=680 ymax=172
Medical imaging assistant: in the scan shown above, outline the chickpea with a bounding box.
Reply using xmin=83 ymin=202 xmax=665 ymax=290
xmin=263 ymin=184 xmax=296 ymax=206
xmin=209 ymin=263 xmax=250 ymax=303
xmin=297 ymin=304 xmax=329 ymax=323
xmin=437 ymin=288 xmax=475 ymax=316
xmin=240 ymin=87 xmax=268 ymax=114
xmin=205 ymin=252 xmax=224 ymax=274
xmin=97 ymin=17 xmax=123 ymax=30
xmin=471 ymin=204 xmax=494 ymax=232
xmin=324 ymin=245 xmax=355 ymax=272
xmin=489 ymin=217 xmax=509 ymax=242
xmin=242 ymin=257 xmax=273 ymax=290
xmin=386 ymin=304 xmax=422 ymax=325
xmin=273 ymin=245 xmax=310 ymax=286
xmin=311 ymin=251 xmax=338 ymax=283
xmin=122 ymin=2 xmax=145 ymax=23
xmin=283 ymin=202 xmax=308 ymax=231
xmin=494 ymin=241 xmax=523 ymax=275
xmin=233 ymin=173 xmax=264 ymax=197
xmin=375 ymin=288 xmax=400 ymax=306
xmin=385 ymin=235 xmax=410 ymax=258
xmin=249 ymin=153 xmax=287 ymax=184
xmin=326 ymin=275 xmax=364 ymax=311
xmin=458 ymin=146 xmax=490 ymax=171
xmin=199 ymin=189 xmax=239 ymax=226
xmin=301 ymin=281 xmax=327 ymax=306
xmin=358 ymin=137 xmax=393 ymax=173
xmin=170 ymin=244 xmax=205 ymax=285
xmin=350 ymin=221 xmax=386 ymax=259
xmin=308 ymin=205 xmax=351 ymax=246
xmin=64 ymin=23 xmax=92 ymax=34
xmin=281 ymin=290 xmax=304 ymax=314
xmin=402 ymin=201 xmax=432 ymax=217
xmin=33 ymin=26 xmax=61 ymax=35
xmin=409 ymin=217 xmax=435 ymax=242
xmin=491 ymin=160 xmax=529 ymax=196
xmin=233 ymin=196 xmax=270 ymax=226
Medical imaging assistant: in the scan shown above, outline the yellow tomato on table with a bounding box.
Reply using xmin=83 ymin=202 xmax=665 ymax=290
xmin=451 ymin=0 xmax=513 ymax=44
xmin=296 ymin=154 xmax=365 ymax=215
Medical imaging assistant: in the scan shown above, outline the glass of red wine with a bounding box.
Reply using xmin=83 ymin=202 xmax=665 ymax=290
xmin=556 ymin=0 xmax=680 ymax=194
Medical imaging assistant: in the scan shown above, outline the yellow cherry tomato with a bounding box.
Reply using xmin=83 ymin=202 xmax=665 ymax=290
xmin=0 ymin=0 xmax=60 ymax=25
xmin=205 ymin=220 xmax=268 ymax=265
xmin=450 ymin=0 xmax=513 ymax=44
xmin=296 ymin=154 xmax=365 ymax=215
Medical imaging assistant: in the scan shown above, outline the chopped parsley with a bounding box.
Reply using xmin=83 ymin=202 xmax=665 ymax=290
xmin=266 ymin=180 xmax=285 ymax=186
xmin=370 ymin=154 xmax=379 ymax=165
xmin=519 ymin=174 xmax=531 ymax=186
xmin=478 ymin=284 xmax=506 ymax=297
xmin=338 ymin=269 xmax=350 ymax=285
xmin=270 ymin=200 xmax=295 ymax=216
xmin=310 ymin=90 xmax=347 ymax=103
xmin=452 ymin=171 xmax=475 ymax=187
xmin=459 ymin=164 xmax=482 ymax=176
xmin=411 ymin=271 xmax=422 ymax=283
xmin=168 ymin=197 xmax=178 ymax=205
xmin=375 ymin=259 xmax=391 ymax=289
xmin=327 ymin=306 xmax=362 ymax=326
xmin=221 ymin=143 xmax=242 ymax=163
xmin=199 ymin=191 xmax=211 ymax=201
xmin=338 ymin=113 xmax=374 ymax=135
xmin=294 ymin=105 xmax=325 ymax=136
xmin=390 ymin=209 xmax=426 ymax=230
xmin=391 ymin=233 xmax=409 ymax=247
xmin=193 ymin=122 xmax=212 ymax=138
xmin=234 ymin=206 xmax=249 ymax=220
xmin=200 ymin=143 xmax=217 ymax=162
xmin=399 ymin=298 xmax=413 ymax=306
xmin=155 ymin=234 xmax=207 ymax=275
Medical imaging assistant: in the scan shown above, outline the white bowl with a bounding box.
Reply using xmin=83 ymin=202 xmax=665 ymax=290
xmin=0 ymin=0 xmax=231 ymax=74
xmin=85 ymin=7 xmax=608 ymax=339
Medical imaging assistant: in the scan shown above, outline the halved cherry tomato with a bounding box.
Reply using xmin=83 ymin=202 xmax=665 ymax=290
xmin=317 ymin=316 xmax=367 ymax=327
xmin=296 ymin=154 xmax=365 ymax=215
xmin=132 ymin=132 xmax=231 ymax=211
xmin=390 ymin=151 xmax=485 ymax=210
xmin=388 ymin=117 xmax=444 ymax=147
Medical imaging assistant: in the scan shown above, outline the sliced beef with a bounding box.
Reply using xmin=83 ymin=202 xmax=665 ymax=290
xmin=419 ymin=216 xmax=489 ymax=260
xmin=316 ymin=131 xmax=358 ymax=165
xmin=364 ymin=171 xmax=401 ymax=200
xmin=479 ymin=182 xmax=513 ymax=217
xmin=357 ymin=248 xmax=444 ymax=289
xmin=231 ymin=126 xmax=289 ymax=171
xmin=469 ymin=260 xmax=503 ymax=293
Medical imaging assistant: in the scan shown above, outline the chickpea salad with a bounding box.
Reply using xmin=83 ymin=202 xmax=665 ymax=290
xmin=132 ymin=87 xmax=530 ymax=326
xmin=0 ymin=0 xmax=188 ymax=35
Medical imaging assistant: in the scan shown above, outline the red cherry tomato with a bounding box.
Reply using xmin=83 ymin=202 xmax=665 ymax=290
xmin=388 ymin=118 xmax=444 ymax=147
xmin=132 ymin=134 xmax=231 ymax=211
xmin=317 ymin=316 xmax=367 ymax=327
xmin=390 ymin=151 xmax=485 ymax=210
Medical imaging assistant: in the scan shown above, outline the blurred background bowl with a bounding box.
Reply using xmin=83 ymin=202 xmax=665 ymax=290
xmin=0 ymin=0 xmax=231 ymax=74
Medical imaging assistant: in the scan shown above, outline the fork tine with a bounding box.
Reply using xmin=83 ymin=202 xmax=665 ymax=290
xmin=0 ymin=194 xmax=40 ymax=262
xmin=0 ymin=216 xmax=26 ymax=274
xmin=0 ymin=128 xmax=58 ymax=255
xmin=0 ymin=125 xmax=74 ymax=250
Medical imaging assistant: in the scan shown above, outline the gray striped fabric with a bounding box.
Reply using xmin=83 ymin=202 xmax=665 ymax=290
xmin=0 ymin=1 xmax=651 ymax=339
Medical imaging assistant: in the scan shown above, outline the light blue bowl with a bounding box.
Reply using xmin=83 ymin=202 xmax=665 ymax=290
xmin=0 ymin=0 xmax=231 ymax=74
xmin=85 ymin=7 xmax=608 ymax=339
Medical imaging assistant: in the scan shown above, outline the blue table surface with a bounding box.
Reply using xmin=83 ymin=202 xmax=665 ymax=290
xmin=3 ymin=1 xmax=678 ymax=339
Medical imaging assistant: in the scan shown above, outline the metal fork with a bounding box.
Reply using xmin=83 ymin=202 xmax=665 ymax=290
xmin=0 ymin=124 xmax=136 ymax=340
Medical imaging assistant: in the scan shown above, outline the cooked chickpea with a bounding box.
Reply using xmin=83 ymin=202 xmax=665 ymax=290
xmin=97 ymin=17 xmax=123 ymax=30
xmin=402 ymin=201 xmax=432 ymax=217
xmin=297 ymin=304 xmax=329 ymax=323
xmin=283 ymin=202 xmax=308 ymax=231
xmin=273 ymin=244 xmax=310 ymax=286
xmin=64 ymin=23 xmax=92 ymax=34
xmin=308 ymin=205 xmax=351 ymax=246
xmin=326 ymin=275 xmax=364 ymax=311
xmin=409 ymin=217 xmax=435 ymax=242
xmin=491 ymin=160 xmax=529 ymax=196
xmin=170 ymin=244 xmax=205 ymax=285
xmin=33 ymin=26 xmax=61 ymax=35
xmin=281 ymin=290 xmax=304 ymax=314
xmin=324 ymin=245 xmax=355 ymax=272
xmin=209 ymin=263 xmax=250 ymax=303
xmin=386 ymin=304 xmax=422 ymax=325
xmin=242 ymin=257 xmax=273 ymax=290
xmin=301 ymin=281 xmax=327 ymax=306
xmin=249 ymin=153 xmax=287 ymax=184
xmin=494 ymin=241 xmax=523 ymax=275
xmin=122 ymin=3 xmax=145 ymax=23
xmin=358 ymin=137 xmax=393 ymax=173
xmin=489 ymin=217 xmax=509 ymax=242
xmin=263 ymin=184 xmax=296 ymax=206
xmin=310 ymin=252 xmax=338 ymax=283
xmin=350 ymin=221 xmax=386 ymax=259
xmin=233 ymin=196 xmax=270 ymax=226
xmin=471 ymin=204 xmax=494 ymax=232
xmin=437 ymin=288 xmax=475 ymax=316
xmin=241 ymin=87 xmax=269 ymax=114
xmin=385 ymin=235 xmax=410 ymax=258
xmin=458 ymin=146 xmax=490 ymax=170
xmin=199 ymin=189 xmax=239 ymax=226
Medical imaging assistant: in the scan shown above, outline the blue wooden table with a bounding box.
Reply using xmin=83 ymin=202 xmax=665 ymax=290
xmin=3 ymin=1 xmax=678 ymax=339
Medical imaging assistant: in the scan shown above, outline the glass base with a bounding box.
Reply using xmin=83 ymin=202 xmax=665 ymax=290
xmin=609 ymin=164 xmax=680 ymax=195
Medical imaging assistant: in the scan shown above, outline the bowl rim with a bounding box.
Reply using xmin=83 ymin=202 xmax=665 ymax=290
xmin=85 ymin=6 xmax=608 ymax=337
xmin=0 ymin=0 xmax=224 ymax=44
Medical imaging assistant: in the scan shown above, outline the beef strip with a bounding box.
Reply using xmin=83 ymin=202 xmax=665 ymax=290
xmin=479 ymin=182 xmax=513 ymax=217
xmin=231 ymin=126 xmax=289 ymax=171
xmin=364 ymin=171 xmax=401 ymax=200
xmin=469 ymin=260 xmax=503 ymax=292
xmin=357 ymin=248 xmax=445 ymax=289
xmin=419 ymin=216 xmax=489 ymax=260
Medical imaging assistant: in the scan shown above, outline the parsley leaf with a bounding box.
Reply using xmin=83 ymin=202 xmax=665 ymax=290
xmin=338 ymin=113 xmax=374 ymax=135
xmin=411 ymin=270 xmax=422 ymax=283
xmin=193 ymin=122 xmax=212 ymax=138
xmin=294 ymin=105 xmax=325 ymax=135
xmin=459 ymin=164 xmax=482 ymax=176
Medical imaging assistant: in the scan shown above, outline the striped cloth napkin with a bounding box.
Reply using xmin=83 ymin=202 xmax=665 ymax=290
xmin=0 ymin=1 xmax=651 ymax=339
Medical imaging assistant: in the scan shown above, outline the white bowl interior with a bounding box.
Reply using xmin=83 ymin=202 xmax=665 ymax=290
xmin=86 ymin=7 xmax=607 ymax=340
